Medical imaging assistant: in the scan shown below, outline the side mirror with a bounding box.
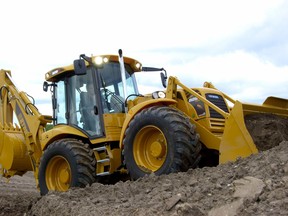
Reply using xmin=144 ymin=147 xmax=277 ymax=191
xmin=142 ymin=67 xmax=168 ymax=88
xmin=43 ymin=81 xmax=49 ymax=92
xmin=73 ymin=59 xmax=87 ymax=75
xmin=160 ymin=72 xmax=167 ymax=88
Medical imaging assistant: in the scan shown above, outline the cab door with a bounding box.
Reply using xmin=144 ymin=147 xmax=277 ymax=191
xmin=54 ymin=72 xmax=104 ymax=138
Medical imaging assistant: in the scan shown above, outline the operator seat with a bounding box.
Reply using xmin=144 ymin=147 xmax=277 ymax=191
xmin=79 ymin=92 xmax=96 ymax=131
xmin=110 ymin=94 xmax=125 ymax=113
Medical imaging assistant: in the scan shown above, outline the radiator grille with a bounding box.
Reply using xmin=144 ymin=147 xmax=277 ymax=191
xmin=206 ymin=93 xmax=229 ymax=119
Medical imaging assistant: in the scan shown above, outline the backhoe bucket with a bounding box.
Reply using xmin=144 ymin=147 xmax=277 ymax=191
xmin=0 ymin=124 xmax=32 ymax=176
xmin=219 ymin=97 xmax=288 ymax=163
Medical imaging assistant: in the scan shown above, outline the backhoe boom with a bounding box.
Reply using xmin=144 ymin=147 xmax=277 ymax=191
xmin=0 ymin=69 xmax=51 ymax=180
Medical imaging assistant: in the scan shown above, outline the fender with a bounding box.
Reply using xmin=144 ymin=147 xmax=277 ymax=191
xmin=41 ymin=125 xmax=88 ymax=150
xmin=119 ymin=98 xmax=177 ymax=149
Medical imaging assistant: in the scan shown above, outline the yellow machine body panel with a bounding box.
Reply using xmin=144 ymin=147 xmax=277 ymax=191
xmin=41 ymin=125 xmax=88 ymax=150
xmin=94 ymin=113 xmax=126 ymax=143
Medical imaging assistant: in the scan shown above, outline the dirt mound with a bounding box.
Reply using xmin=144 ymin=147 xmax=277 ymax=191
xmin=245 ymin=113 xmax=288 ymax=151
xmin=0 ymin=172 xmax=39 ymax=216
xmin=26 ymin=141 xmax=288 ymax=216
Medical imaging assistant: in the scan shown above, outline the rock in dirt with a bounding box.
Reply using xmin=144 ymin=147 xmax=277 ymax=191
xmin=208 ymin=176 xmax=265 ymax=216
xmin=165 ymin=193 xmax=182 ymax=211
xmin=208 ymin=199 xmax=243 ymax=216
xmin=174 ymin=203 xmax=205 ymax=216
xmin=233 ymin=176 xmax=265 ymax=199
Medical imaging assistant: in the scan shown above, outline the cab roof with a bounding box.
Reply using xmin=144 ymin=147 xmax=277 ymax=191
xmin=45 ymin=54 xmax=142 ymax=82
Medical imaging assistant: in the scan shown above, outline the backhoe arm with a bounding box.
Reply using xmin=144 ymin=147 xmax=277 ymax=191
xmin=0 ymin=69 xmax=52 ymax=179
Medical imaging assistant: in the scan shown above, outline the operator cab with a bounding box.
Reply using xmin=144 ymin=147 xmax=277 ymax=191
xmin=44 ymin=54 xmax=141 ymax=138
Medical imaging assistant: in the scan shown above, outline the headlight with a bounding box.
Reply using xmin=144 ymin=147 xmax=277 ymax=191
xmin=94 ymin=56 xmax=103 ymax=65
xmin=93 ymin=56 xmax=109 ymax=66
xmin=135 ymin=62 xmax=141 ymax=69
xmin=152 ymin=91 xmax=166 ymax=99
xmin=103 ymin=57 xmax=108 ymax=63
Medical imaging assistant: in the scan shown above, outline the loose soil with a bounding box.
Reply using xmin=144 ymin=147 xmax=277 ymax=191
xmin=245 ymin=113 xmax=288 ymax=151
xmin=1 ymin=114 xmax=288 ymax=216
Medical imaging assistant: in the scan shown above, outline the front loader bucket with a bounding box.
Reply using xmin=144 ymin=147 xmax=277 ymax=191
xmin=219 ymin=98 xmax=288 ymax=164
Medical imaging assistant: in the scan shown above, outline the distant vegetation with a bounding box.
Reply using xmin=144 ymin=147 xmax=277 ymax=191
xmin=45 ymin=124 xmax=53 ymax=131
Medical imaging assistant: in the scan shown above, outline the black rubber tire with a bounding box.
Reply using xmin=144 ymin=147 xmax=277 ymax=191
xmin=39 ymin=138 xmax=96 ymax=195
xmin=123 ymin=106 xmax=201 ymax=180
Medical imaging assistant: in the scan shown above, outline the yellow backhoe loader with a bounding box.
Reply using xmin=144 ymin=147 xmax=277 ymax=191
xmin=1 ymin=50 xmax=287 ymax=195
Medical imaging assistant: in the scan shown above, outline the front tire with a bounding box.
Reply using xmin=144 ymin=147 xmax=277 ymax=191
xmin=123 ymin=106 xmax=201 ymax=180
xmin=39 ymin=138 xmax=96 ymax=195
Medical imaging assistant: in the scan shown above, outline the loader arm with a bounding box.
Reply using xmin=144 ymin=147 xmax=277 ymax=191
xmin=203 ymin=81 xmax=236 ymax=105
xmin=166 ymin=76 xmax=229 ymax=119
xmin=0 ymin=69 xmax=52 ymax=179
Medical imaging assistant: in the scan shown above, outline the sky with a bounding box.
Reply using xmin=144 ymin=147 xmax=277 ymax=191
xmin=0 ymin=0 xmax=287 ymax=115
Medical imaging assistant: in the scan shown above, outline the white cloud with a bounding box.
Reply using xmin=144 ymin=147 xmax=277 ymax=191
xmin=167 ymin=50 xmax=288 ymax=102
xmin=134 ymin=49 xmax=288 ymax=104
xmin=0 ymin=0 xmax=287 ymax=115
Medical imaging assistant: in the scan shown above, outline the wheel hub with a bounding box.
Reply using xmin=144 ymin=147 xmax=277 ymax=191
xmin=59 ymin=168 xmax=70 ymax=184
xmin=150 ymin=140 xmax=165 ymax=158
xmin=46 ymin=156 xmax=71 ymax=191
xmin=133 ymin=125 xmax=168 ymax=172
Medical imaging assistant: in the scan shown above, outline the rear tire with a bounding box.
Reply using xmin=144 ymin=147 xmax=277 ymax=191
xmin=123 ymin=106 xmax=201 ymax=180
xmin=39 ymin=138 xmax=96 ymax=195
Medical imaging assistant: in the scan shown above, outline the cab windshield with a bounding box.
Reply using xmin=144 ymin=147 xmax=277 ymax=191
xmin=97 ymin=61 xmax=138 ymax=100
